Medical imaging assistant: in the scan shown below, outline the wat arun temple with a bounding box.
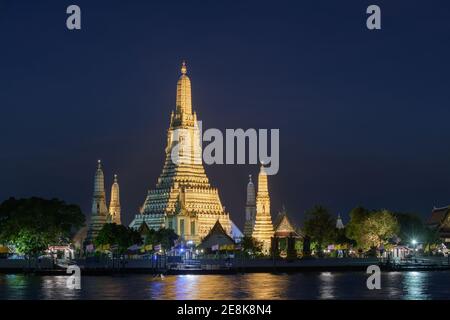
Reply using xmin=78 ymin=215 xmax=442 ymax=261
xmin=84 ymin=63 xmax=300 ymax=253
xmin=128 ymin=62 xmax=233 ymax=243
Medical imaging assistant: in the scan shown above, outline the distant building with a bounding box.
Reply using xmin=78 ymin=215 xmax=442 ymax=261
xmin=243 ymin=175 xmax=256 ymax=237
xmin=84 ymin=160 xmax=109 ymax=245
xmin=427 ymin=205 xmax=450 ymax=243
xmin=336 ymin=214 xmax=345 ymax=230
xmin=84 ymin=160 xmax=122 ymax=246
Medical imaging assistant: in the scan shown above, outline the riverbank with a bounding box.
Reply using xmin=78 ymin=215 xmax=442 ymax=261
xmin=2 ymin=257 xmax=449 ymax=275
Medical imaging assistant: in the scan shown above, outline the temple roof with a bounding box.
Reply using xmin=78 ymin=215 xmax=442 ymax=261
xmin=198 ymin=220 xmax=235 ymax=249
xmin=427 ymin=206 xmax=450 ymax=242
xmin=230 ymin=220 xmax=244 ymax=239
xmin=273 ymin=211 xmax=301 ymax=238
xmin=138 ymin=221 xmax=151 ymax=235
xmin=428 ymin=206 xmax=450 ymax=226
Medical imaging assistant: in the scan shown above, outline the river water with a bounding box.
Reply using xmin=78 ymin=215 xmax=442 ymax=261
xmin=0 ymin=271 xmax=449 ymax=300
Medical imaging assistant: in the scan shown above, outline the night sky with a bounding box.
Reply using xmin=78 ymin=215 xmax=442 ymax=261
xmin=1 ymin=0 xmax=450 ymax=229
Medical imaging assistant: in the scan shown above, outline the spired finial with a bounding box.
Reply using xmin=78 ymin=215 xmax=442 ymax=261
xmin=259 ymin=162 xmax=267 ymax=174
xmin=181 ymin=61 xmax=187 ymax=75
xmin=249 ymin=174 xmax=252 ymax=182
xmin=114 ymin=174 xmax=118 ymax=182
xmin=97 ymin=159 xmax=102 ymax=169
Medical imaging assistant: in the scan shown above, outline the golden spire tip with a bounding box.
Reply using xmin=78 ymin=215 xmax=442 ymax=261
xmin=181 ymin=61 xmax=187 ymax=75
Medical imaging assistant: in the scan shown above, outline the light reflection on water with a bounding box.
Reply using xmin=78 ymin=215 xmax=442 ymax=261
xmin=319 ymin=272 xmax=335 ymax=299
xmin=0 ymin=271 xmax=448 ymax=300
xmin=402 ymin=271 xmax=430 ymax=300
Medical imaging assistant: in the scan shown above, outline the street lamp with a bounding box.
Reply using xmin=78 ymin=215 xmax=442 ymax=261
xmin=411 ymin=239 xmax=417 ymax=262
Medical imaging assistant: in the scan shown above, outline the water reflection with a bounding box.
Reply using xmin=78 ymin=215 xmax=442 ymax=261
xmin=148 ymin=274 xmax=292 ymax=299
xmin=0 ymin=271 xmax=449 ymax=300
xmin=384 ymin=272 xmax=403 ymax=299
xmin=319 ymin=272 xmax=335 ymax=299
xmin=402 ymin=271 xmax=430 ymax=300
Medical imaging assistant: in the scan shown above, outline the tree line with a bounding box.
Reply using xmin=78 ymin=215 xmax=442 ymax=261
xmin=302 ymin=205 xmax=439 ymax=256
xmin=0 ymin=197 xmax=178 ymax=257
xmin=0 ymin=197 xmax=440 ymax=258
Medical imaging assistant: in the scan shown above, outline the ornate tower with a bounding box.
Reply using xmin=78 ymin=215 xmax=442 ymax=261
xmin=129 ymin=62 xmax=231 ymax=243
xmin=85 ymin=160 xmax=108 ymax=245
xmin=252 ymin=164 xmax=274 ymax=253
xmin=244 ymin=174 xmax=256 ymax=237
xmin=336 ymin=214 xmax=344 ymax=230
xmin=176 ymin=61 xmax=192 ymax=115
xmin=109 ymin=174 xmax=121 ymax=225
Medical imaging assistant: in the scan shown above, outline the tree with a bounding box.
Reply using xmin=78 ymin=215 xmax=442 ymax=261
xmin=302 ymin=235 xmax=312 ymax=257
xmin=335 ymin=228 xmax=356 ymax=252
xmin=140 ymin=227 xmax=178 ymax=251
xmin=422 ymin=227 xmax=441 ymax=253
xmin=241 ymin=236 xmax=263 ymax=256
xmin=94 ymin=223 xmax=142 ymax=254
xmin=143 ymin=228 xmax=157 ymax=246
xmin=0 ymin=197 xmax=85 ymax=257
xmin=303 ymin=205 xmax=336 ymax=256
xmin=393 ymin=212 xmax=423 ymax=243
xmin=156 ymin=228 xmax=179 ymax=250
xmin=365 ymin=209 xmax=399 ymax=247
xmin=346 ymin=207 xmax=399 ymax=250
xmin=345 ymin=206 xmax=370 ymax=248
xmin=394 ymin=212 xmax=440 ymax=251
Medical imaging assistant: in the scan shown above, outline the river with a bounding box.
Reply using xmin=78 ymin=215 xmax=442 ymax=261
xmin=0 ymin=271 xmax=448 ymax=299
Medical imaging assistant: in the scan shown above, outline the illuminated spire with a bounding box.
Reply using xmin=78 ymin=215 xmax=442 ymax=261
xmin=253 ymin=164 xmax=273 ymax=253
xmin=244 ymin=174 xmax=257 ymax=237
xmin=109 ymin=174 xmax=121 ymax=225
xmin=176 ymin=61 xmax=192 ymax=115
xmin=257 ymin=164 xmax=269 ymax=196
xmin=85 ymin=159 xmax=108 ymax=246
xmin=92 ymin=160 xmax=107 ymax=214
xmin=246 ymin=174 xmax=256 ymax=206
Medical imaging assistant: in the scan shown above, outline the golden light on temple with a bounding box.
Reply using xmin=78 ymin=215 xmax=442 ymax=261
xmin=129 ymin=62 xmax=231 ymax=243
xmin=251 ymin=164 xmax=274 ymax=253
xmin=176 ymin=61 xmax=192 ymax=115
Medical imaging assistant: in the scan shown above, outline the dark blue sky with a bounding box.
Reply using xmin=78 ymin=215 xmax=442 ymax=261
xmin=1 ymin=0 xmax=450 ymax=228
